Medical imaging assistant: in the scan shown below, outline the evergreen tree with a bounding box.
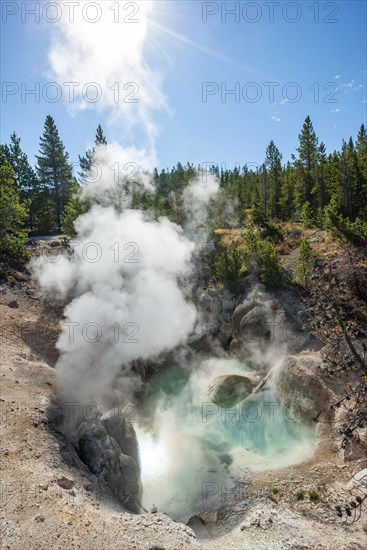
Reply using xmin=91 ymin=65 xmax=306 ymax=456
xmin=259 ymin=240 xmax=282 ymax=288
xmin=252 ymin=186 xmax=266 ymax=225
xmin=4 ymin=132 xmax=40 ymax=231
xmin=280 ymin=162 xmax=295 ymax=220
xmin=5 ymin=133 xmax=36 ymax=193
xmin=317 ymin=142 xmax=327 ymax=211
xmin=265 ymin=140 xmax=283 ymax=219
xmin=296 ymin=238 xmax=314 ymax=288
xmin=355 ymin=124 xmax=367 ymax=217
xmin=0 ymin=147 xmax=29 ymax=260
xmin=340 ymin=140 xmax=352 ymax=219
xmin=261 ymin=163 xmax=268 ymax=218
xmin=78 ymin=124 xmax=107 ymax=183
xmin=36 ymin=115 xmax=75 ymax=231
xmin=61 ymin=181 xmax=89 ymax=238
xmin=95 ymin=124 xmax=107 ymax=146
xmin=294 ymin=116 xmax=319 ymax=210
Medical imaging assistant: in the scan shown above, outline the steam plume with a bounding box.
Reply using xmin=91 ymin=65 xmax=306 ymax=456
xmin=32 ymin=205 xmax=198 ymax=406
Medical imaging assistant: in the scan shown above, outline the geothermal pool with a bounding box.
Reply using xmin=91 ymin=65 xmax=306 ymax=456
xmin=137 ymin=355 xmax=316 ymax=522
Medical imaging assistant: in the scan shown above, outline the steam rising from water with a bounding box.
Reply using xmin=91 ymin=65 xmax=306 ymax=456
xmin=32 ymin=204 xmax=198 ymax=406
xmin=35 ymin=3 xmax=317 ymax=521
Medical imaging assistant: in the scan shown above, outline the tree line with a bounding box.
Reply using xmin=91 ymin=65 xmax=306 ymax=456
xmin=1 ymin=114 xmax=366 ymax=262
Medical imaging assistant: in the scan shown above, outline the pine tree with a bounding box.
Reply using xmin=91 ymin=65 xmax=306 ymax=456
xmin=296 ymin=238 xmax=314 ymax=288
xmin=355 ymin=124 xmax=367 ymax=217
xmin=95 ymin=124 xmax=107 ymax=146
xmin=4 ymin=132 xmax=40 ymax=231
xmin=265 ymin=140 xmax=283 ymax=219
xmin=5 ymin=133 xmax=36 ymax=194
xmin=279 ymin=162 xmax=295 ymax=220
xmin=36 ymin=115 xmax=75 ymax=231
xmin=294 ymin=116 xmax=319 ymax=210
xmin=78 ymin=124 xmax=107 ymax=183
xmin=252 ymin=186 xmax=266 ymax=225
xmin=317 ymin=142 xmax=327 ymax=211
xmin=261 ymin=163 xmax=268 ymax=218
xmin=340 ymin=140 xmax=352 ymax=219
xmin=0 ymin=147 xmax=29 ymax=260
xmin=61 ymin=180 xmax=89 ymax=238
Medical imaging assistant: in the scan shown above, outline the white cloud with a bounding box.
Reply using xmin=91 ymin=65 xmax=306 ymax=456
xmin=280 ymin=99 xmax=289 ymax=105
xmin=331 ymin=108 xmax=341 ymax=113
xmin=334 ymin=74 xmax=340 ymax=79
xmin=270 ymin=116 xmax=282 ymax=122
xmin=339 ymin=80 xmax=360 ymax=91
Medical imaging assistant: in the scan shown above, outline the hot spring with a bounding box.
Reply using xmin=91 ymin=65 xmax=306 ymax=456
xmin=137 ymin=355 xmax=316 ymax=522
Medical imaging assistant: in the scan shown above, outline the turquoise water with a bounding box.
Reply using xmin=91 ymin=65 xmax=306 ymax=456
xmin=137 ymin=355 xmax=315 ymax=521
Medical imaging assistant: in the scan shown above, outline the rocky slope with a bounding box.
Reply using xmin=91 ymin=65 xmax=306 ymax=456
xmin=1 ymin=231 xmax=367 ymax=549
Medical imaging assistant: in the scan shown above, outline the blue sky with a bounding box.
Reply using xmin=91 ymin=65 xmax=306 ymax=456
xmin=1 ymin=0 xmax=366 ymax=172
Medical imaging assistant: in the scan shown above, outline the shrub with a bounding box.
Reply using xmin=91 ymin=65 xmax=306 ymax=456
xmin=324 ymin=200 xmax=367 ymax=245
xmin=259 ymin=241 xmax=282 ymax=288
xmin=215 ymin=229 xmax=283 ymax=293
xmin=259 ymin=222 xmax=284 ymax=244
xmin=215 ymin=241 xmax=245 ymax=294
xmin=295 ymin=491 xmax=305 ymax=500
xmin=308 ymin=490 xmax=319 ymax=501
xmin=300 ymin=201 xmax=315 ymax=228
xmin=296 ymin=238 xmax=314 ymax=288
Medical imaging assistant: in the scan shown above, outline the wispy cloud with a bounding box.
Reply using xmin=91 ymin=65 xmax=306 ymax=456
xmin=341 ymin=80 xmax=356 ymax=88
xmin=331 ymin=108 xmax=341 ymax=113
xmin=339 ymin=79 xmax=363 ymax=92
xmin=280 ymin=99 xmax=289 ymax=105
xmin=334 ymin=74 xmax=340 ymax=79
xmin=270 ymin=116 xmax=282 ymax=122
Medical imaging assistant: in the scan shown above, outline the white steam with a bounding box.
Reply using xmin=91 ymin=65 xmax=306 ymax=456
xmin=32 ymin=206 xmax=197 ymax=405
xmin=35 ymin=2 xmax=316 ymax=522
xmin=83 ymin=143 xmax=155 ymax=207
xmin=182 ymin=172 xmax=219 ymax=249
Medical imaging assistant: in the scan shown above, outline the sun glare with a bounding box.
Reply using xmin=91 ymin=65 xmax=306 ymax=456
xmin=138 ymin=432 xmax=169 ymax=480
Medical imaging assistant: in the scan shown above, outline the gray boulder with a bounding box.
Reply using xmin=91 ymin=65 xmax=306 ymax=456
xmin=273 ymin=351 xmax=335 ymax=426
xmin=75 ymin=407 xmax=142 ymax=513
xmin=230 ymin=289 xmax=321 ymax=359
xmin=230 ymin=299 xmax=274 ymax=357
xmin=208 ymin=374 xmax=255 ymax=406
xmin=343 ymin=430 xmax=367 ymax=462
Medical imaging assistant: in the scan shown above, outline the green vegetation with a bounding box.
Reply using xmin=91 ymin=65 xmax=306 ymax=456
xmin=272 ymin=487 xmax=280 ymax=495
xmin=295 ymin=239 xmax=315 ymax=288
xmin=60 ymin=184 xmax=88 ymax=238
xmin=308 ymin=490 xmax=319 ymax=501
xmin=0 ymin=148 xmax=30 ymax=262
xmin=215 ymin=241 xmax=246 ymax=294
xmin=215 ymin=229 xmax=282 ymax=292
xmin=1 ymin=115 xmax=366 ymax=264
xmin=295 ymin=491 xmax=305 ymax=500
xmin=35 ymin=115 xmax=76 ymax=231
